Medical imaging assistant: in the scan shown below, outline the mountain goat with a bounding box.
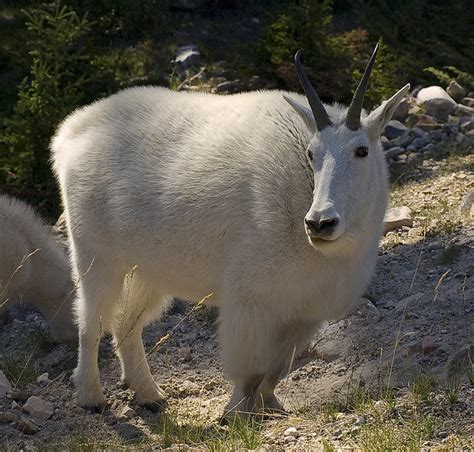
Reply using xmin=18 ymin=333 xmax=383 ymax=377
xmin=0 ymin=195 xmax=77 ymax=344
xmin=51 ymin=45 xmax=409 ymax=416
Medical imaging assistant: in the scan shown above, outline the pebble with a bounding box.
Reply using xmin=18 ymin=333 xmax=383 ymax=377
xmin=17 ymin=416 xmax=39 ymax=435
xmin=383 ymin=206 xmax=413 ymax=233
xmin=284 ymin=426 xmax=299 ymax=437
xmin=0 ymin=411 xmax=16 ymax=423
xmin=0 ymin=371 xmax=12 ymax=397
xmin=119 ymin=406 xmax=136 ymax=420
xmin=22 ymin=396 xmax=54 ymax=421
xmin=36 ymin=373 xmax=50 ymax=385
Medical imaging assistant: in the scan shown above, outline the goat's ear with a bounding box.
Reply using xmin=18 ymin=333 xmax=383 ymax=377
xmin=366 ymin=84 xmax=410 ymax=139
xmin=283 ymin=94 xmax=316 ymax=133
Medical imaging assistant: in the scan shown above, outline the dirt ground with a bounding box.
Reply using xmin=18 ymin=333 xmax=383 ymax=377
xmin=0 ymin=150 xmax=473 ymax=450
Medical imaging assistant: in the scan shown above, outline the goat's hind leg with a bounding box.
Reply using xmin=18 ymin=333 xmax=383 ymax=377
xmin=112 ymin=275 xmax=167 ymax=411
xmin=72 ymin=251 xmax=126 ymax=412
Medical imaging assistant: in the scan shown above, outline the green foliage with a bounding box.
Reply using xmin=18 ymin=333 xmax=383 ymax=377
xmin=0 ymin=3 xmax=91 ymax=213
xmin=260 ymin=1 xmax=398 ymax=106
xmin=355 ymin=0 xmax=474 ymax=88
xmin=424 ymin=66 xmax=474 ymax=91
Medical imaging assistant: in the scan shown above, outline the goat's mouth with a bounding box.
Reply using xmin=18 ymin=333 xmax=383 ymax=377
xmin=306 ymin=231 xmax=343 ymax=247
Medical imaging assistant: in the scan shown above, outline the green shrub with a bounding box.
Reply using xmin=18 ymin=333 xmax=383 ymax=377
xmin=260 ymin=1 xmax=399 ymax=106
xmin=355 ymin=0 xmax=474 ymax=88
xmin=0 ymin=3 xmax=91 ymax=214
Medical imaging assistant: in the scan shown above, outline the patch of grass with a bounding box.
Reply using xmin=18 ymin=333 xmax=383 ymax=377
xmin=154 ymin=409 xmax=263 ymax=450
xmin=21 ymin=325 xmax=55 ymax=354
xmin=443 ymin=378 xmax=461 ymax=405
xmin=0 ymin=353 xmax=39 ymax=388
xmin=409 ymin=374 xmax=437 ymax=405
xmin=359 ymin=415 xmax=435 ymax=450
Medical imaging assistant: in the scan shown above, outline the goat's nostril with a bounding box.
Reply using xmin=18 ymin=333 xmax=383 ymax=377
xmin=319 ymin=217 xmax=338 ymax=230
xmin=305 ymin=218 xmax=319 ymax=232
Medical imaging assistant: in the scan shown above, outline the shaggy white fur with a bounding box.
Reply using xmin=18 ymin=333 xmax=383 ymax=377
xmin=0 ymin=195 xmax=76 ymax=343
xmin=51 ymin=85 xmax=408 ymax=415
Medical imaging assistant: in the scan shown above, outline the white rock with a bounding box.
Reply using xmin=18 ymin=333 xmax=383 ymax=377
xmin=284 ymin=426 xmax=299 ymax=437
xmin=416 ymin=86 xmax=457 ymax=120
xmin=383 ymin=206 xmax=413 ymax=234
xmin=36 ymin=373 xmax=50 ymax=385
xmin=284 ymin=435 xmax=296 ymax=444
xmin=0 ymin=371 xmax=12 ymax=398
xmin=22 ymin=396 xmax=54 ymax=421
xmin=174 ymin=45 xmax=200 ymax=69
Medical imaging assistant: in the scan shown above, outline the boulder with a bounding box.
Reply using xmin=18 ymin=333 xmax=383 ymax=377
xmin=383 ymin=206 xmax=413 ymax=233
xmin=446 ymin=80 xmax=466 ymax=101
xmin=416 ymin=86 xmax=457 ymax=120
xmin=383 ymin=120 xmax=408 ymax=140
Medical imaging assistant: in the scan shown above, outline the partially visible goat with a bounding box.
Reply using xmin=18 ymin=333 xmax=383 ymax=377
xmin=0 ymin=195 xmax=77 ymax=344
xmin=51 ymin=45 xmax=409 ymax=416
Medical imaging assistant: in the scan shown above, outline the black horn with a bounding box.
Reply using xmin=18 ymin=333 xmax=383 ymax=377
xmin=345 ymin=43 xmax=379 ymax=130
xmin=294 ymin=50 xmax=332 ymax=131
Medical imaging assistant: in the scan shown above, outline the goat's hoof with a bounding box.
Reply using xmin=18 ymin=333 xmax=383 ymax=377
xmin=83 ymin=401 xmax=107 ymax=414
xmin=140 ymin=398 xmax=167 ymax=413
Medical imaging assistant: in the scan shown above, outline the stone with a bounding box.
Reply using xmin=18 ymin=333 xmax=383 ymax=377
xmin=0 ymin=371 xmax=12 ymax=398
xmin=179 ymin=346 xmax=192 ymax=362
xmin=384 ymin=146 xmax=406 ymax=160
xmin=284 ymin=427 xmax=299 ymax=437
xmin=459 ymin=190 xmax=474 ymax=216
xmin=180 ymin=380 xmax=200 ymax=396
xmin=119 ymin=406 xmax=136 ymax=420
xmin=460 ymin=120 xmax=474 ymax=133
xmin=406 ymin=144 xmax=417 ymax=153
xmin=412 ymin=137 xmax=428 ymax=149
xmin=421 ymin=143 xmax=435 ymax=153
xmin=392 ymin=98 xmax=410 ymax=121
xmin=374 ymin=400 xmax=387 ymax=413
xmin=407 ymin=114 xmax=440 ymax=130
xmin=36 ymin=373 xmax=50 ymax=385
xmin=410 ymin=126 xmax=427 ymax=138
xmin=460 ymin=97 xmax=474 ymax=107
xmin=174 ymin=45 xmax=200 ymax=69
xmin=416 ymin=86 xmax=457 ymax=120
xmin=396 ymin=133 xmax=413 ymax=147
xmin=456 ymin=104 xmax=474 ymax=116
xmin=383 ymin=120 xmax=408 ymax=140
xmin=17 ymin=416 xmax=39 ymax=435
xmin=383 ymin=206 xmax=413 ymax=234
xmin=284 ymin=435 xmax=296 ymax=444
xmin=455 ymin=132 xmax=466 ymax=144
xmin=22 ymin=396 xmax=54 ymax=421
xmin=446 ymin=80 xmax=466 ymax=101
xmin=0 ymin=411 xmax=16 ymax=423
xmin=215 ymin=80 xmax=240 ymax=94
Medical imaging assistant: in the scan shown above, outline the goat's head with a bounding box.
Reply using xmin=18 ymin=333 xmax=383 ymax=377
xmin=284 ymin=45 xmax=410 ymax=248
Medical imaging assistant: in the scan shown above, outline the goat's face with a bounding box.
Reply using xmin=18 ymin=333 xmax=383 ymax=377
xmin=284 ymin=46 xmax=410 ymax=248
xmin=303 ymin=124 xmax=375 ymax=245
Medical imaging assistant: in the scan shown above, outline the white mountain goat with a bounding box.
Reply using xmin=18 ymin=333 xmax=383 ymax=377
xmin=51 ymin=45 xmax=409 ymax=416
xmin=0 ymin=195 xmax=77 ymax=344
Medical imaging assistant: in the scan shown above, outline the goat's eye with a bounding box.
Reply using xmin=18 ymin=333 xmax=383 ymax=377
xmin=355 ymin=146 xmax=368 ymax=158
xmin=307 ymin=149 xmax=313 ymax=161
